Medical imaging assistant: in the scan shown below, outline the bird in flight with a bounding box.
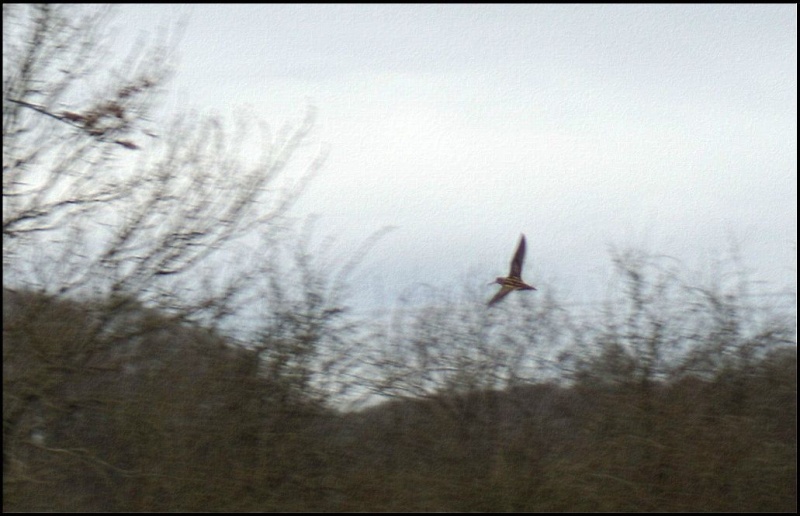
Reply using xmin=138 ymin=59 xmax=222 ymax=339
xmin=488 ymin=234 xmax=537 ymax=306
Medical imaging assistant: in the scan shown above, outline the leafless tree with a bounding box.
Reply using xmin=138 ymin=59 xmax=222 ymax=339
xmin=3 ymin=6 xmax=386 ymax=509
xmin=3 ymin=5 xmax=330 ymax=322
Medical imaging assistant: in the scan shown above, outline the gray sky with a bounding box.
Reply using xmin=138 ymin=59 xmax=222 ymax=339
xmin=115 ymin=4 xmax=796 ymax=312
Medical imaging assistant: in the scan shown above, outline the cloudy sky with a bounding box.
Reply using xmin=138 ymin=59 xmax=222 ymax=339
xmin=115 ymin=4 xmax=796 ymax=312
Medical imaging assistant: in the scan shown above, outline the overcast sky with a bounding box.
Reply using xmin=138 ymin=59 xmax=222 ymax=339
xmin=115 ymin=4 xmax=796 ymax=312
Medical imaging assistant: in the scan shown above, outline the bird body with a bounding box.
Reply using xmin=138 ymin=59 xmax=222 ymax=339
xmin=488 ymin=234 xmax=537 ymax=306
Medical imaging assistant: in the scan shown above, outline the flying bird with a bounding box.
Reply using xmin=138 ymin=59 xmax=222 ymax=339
xmin=488 ymin=234 xmax=537 ymax=306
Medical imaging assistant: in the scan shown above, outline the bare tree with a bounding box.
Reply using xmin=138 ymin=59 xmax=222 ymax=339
xmin=3 ymin=6 xmax=387 ymax=509
xmin=4 ymin=5 xmax=167 ymax=242
xmin=3 ymin=4 xmax=332 ymax=322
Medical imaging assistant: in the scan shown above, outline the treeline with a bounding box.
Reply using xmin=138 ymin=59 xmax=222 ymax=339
xmin=3 ymin=285 xmax=795 ymax=512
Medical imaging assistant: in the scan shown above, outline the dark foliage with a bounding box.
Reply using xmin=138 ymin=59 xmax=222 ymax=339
xmin=3 ymin=289 xmax=795 ymax=512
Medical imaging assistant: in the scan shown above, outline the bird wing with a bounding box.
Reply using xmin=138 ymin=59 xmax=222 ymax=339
xmin=509 ymin=234 xmax=526 ymax=279
xmin=488 ymin=285 xmax=515 ymax=306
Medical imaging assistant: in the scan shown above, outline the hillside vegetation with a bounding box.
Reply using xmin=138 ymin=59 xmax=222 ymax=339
xmin=3 ymin=280 xmax=795 ymax=512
